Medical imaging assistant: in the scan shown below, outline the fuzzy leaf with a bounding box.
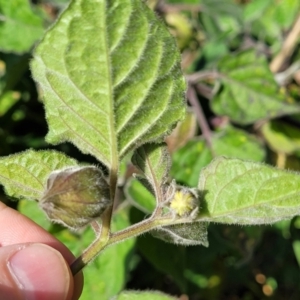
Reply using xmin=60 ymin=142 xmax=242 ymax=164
xmin=211 ymin=50 xmax=300 ymax=124
xmin=31 ymin=0 xmax=186 ymax=168
xmin=132 ymin=143 xmax=170 ymax=200
xmin=152 ymin=222 xmax=208 ymax=246
xmin=0 ymin=0 xmax=44 ymax=53
xmin=198 ymin=156 xmax=300 ymax=224
xmin=0 ymin=150 xmax=77 ymax=200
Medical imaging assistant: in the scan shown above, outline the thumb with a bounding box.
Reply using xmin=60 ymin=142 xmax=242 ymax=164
xmin=0 ymin=243 xmax=74 ymax=300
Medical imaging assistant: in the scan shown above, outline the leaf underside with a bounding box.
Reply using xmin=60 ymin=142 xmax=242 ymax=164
xmin=31 ymin=0 xmax=186 ymax=168
xmin=132 ymin=143 xmax=170 ymax=201
xmin=198 ymin=156 xmax=300 ymax=224
xmin=152 ymin=222 xmax=208 ymax=246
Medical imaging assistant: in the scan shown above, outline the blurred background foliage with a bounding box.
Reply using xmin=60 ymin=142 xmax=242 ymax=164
xmin=1 ymin=0 xmax=300 ymax=299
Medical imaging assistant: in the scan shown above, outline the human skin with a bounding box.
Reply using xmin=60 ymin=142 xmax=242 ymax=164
xmin=0 ymin=201 xmax=83 ymax=300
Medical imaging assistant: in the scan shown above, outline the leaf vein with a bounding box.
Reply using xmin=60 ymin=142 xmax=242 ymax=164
xmin=45 ymin=71 xmax=111 ymax=145
xmin=58 ymin=110 xmax=110 ymax=166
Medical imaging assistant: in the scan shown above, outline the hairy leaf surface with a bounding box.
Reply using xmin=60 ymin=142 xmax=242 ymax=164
xmin=0 ymin=150 xmax=77 ymax=200
xmin=198 ymin=156 xmax=300 ymax=224
xmin=132 ymin=143 xmax=170 ymax=201
xmin=152 ymin=222 xmax=208 ymax=246
xmin=31 ymin=0 xmax=186 ymax=168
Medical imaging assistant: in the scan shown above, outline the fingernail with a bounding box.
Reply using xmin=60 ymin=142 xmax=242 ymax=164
xmin=8 ymin=244 xmax=70 ymax=300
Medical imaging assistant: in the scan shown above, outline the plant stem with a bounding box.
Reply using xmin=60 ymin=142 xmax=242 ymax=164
xmin=270 ymin=14 xmax=300 ymax=73
xmin=186 ymin=70 xmax=219 ymax=83
xmin=70 ymin=226 xmax=108 ymax=275
xmin=71 ymin=166 xmax=119 ymax=275
xmin=107 ymin=216 xmax=172 ymax=246
xmin=187 ymin=85 xmax=213 ymax=150
xmin=70 ymin=215 xmax=186 ymax=275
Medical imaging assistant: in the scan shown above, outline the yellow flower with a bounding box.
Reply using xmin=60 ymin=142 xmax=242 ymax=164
xmin=169 ymin=190 xmax=196 ymax=217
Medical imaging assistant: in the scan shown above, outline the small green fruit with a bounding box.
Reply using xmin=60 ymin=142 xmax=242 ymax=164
xmin=40 ymin=166 xmax=111 ymax=230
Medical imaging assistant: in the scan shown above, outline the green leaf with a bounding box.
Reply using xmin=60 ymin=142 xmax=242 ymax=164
xmin=18 ymin=199 xmax=52 ymax=230
xmin=273 ymin=0 xmax=300 ymax=29
xmin=114 ymin=290 xmax=177 ymax=300
xmin=132 ymin=143 xmax=170 ymax=200
xmin=244 ymin=0 xmax=300 ymax=48
xmin=152 ymin=222 xmax=208 ymax=246
xmin=201 ymin=0 xmax=242 ymax=19
xmin=125 ymin=178 xmax=156 ymax=214
xmin=261 ymin=120 xmax=300 ymax=154
xmin=199 ymin=0 xmax=242 ymax=61
xmin=211 ymin=50 xmax=300 ymax=124
xmin=0 ymin=0 xmax=44 ymax=53
xmin=0 ymin=150 xmax=77 ymax=200
xmin=31 ymin=0 xmax=186 ymax=168
xmin=198 ymin=156 xmax=300 ymax=224
xmin=243 ymin=0 xmax=272 ymax=22
xmin=212 ymin=126 xmax=265 ymax=161
xmin=171 ymin=139 xmax=212 ymax=187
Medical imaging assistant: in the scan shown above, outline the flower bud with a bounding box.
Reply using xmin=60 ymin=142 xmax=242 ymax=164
xmin=40 ymin=166 xmax=111 ymax=230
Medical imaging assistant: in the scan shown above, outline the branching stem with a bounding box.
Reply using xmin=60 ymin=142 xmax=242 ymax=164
xmin=70 ymin=213 xmax=192 ymax=275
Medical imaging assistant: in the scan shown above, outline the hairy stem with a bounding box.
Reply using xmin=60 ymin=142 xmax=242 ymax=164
xmin=70 ymin=214 xmax=188 ymax=275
